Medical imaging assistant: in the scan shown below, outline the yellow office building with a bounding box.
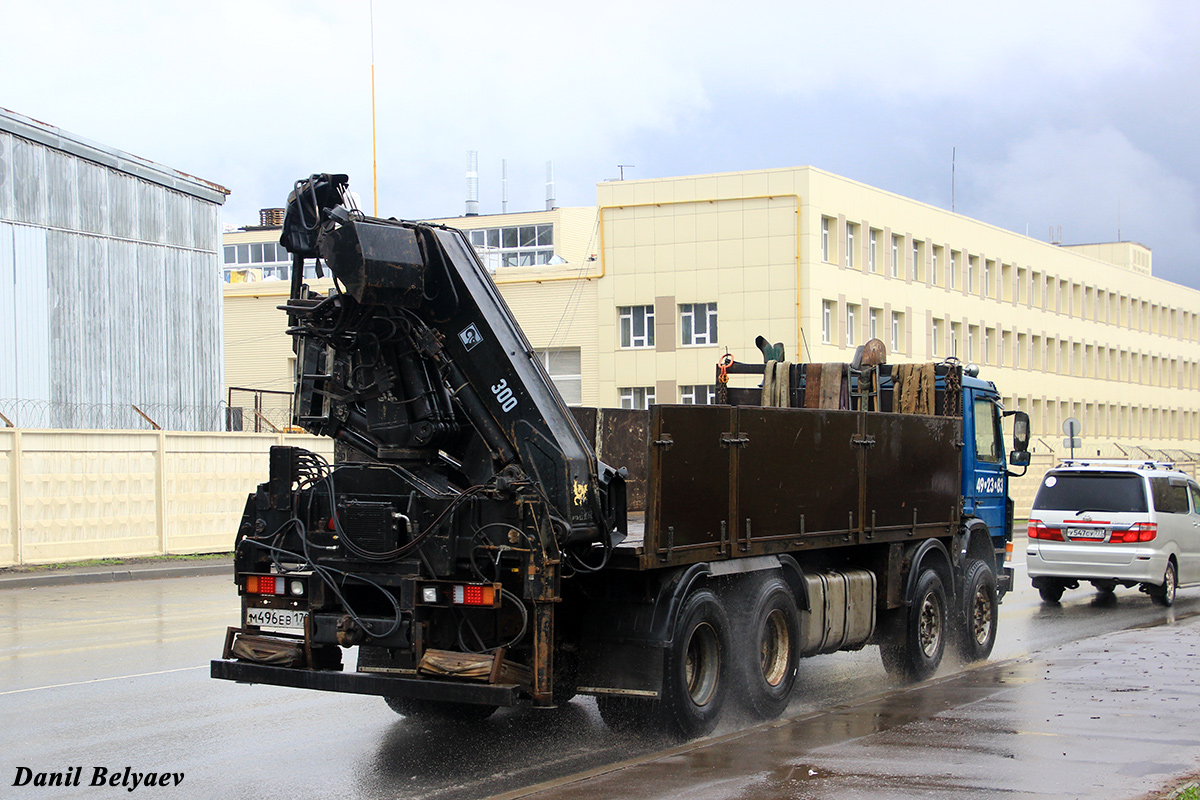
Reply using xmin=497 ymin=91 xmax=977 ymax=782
xmin=223 ymin=166 xmax=1200 ymax=459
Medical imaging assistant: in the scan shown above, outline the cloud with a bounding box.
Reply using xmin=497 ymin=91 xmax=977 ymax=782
xmin=1 ymin=0 xmax=1198 ymax=288
xmin=967 ymin=126 xmax=1200 ymax=286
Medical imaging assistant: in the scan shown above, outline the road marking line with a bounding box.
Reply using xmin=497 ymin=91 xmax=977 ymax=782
xmin=0 ymin=665 xmax=206 ymax=696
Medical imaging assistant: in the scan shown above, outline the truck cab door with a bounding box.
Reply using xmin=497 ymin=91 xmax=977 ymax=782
xmin=963 ymin=391 xmax=1007 ymax=545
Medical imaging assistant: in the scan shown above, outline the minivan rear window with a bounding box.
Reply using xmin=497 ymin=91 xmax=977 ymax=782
xmin=1033 ymin=473 xmax=1148 ymax=513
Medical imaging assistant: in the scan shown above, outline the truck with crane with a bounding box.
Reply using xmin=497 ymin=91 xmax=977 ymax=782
xmin=211 ymin=173 xmax=1031 ymax=739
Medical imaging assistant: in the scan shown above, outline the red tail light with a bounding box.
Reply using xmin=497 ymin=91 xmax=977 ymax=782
xmin=452 ymin=584 xmax=497 ymax=606
xmin=1028 ymin=520 xmax=1063 ymax=541
xmin=246 ymin=575 xmax=281 ymax=595
xmin=1110 ymin=523 xmax=1156 ymax=543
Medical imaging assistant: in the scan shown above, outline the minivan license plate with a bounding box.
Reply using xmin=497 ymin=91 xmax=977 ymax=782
xmin=1066 ymin=528 xmax=1107 ymax=540
xmin=246 ymin=607 xmax=307 ymax=629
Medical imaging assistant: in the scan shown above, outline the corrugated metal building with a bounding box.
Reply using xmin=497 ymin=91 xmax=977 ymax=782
xmin=0 ymin=107 xmax=228 ymax=430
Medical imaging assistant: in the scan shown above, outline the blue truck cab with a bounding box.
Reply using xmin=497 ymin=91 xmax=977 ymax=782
xmin=959 ymin=371 xmax=1030 ymax=595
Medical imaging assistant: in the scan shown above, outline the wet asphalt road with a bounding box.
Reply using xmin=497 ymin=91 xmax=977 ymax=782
xmin=1 ymin=544 xmax=1198 ymax=799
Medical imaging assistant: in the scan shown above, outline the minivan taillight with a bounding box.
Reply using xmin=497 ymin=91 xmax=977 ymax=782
xmin=1110 ymin=523 xmax=1156 ymax=543
xmin=1028 ymin=519 xmax=1064 ymax=541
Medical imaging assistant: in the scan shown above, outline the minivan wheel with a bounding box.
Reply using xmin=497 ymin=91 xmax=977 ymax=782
xmin=1150 ymin=561 xmax=1177 ymax=607
xmin=1037 ymin=582 xmax=1065 ymax=604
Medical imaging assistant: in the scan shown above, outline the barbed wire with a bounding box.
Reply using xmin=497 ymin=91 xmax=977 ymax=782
xmin=0 ymin=399 xmax=300 ymax=433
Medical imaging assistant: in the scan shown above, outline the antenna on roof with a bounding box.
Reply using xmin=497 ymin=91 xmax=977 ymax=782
xmin=951 ymin=147 xmax=956 ymax=213
xmin=466 ymin=150 xmax=479 ymax=217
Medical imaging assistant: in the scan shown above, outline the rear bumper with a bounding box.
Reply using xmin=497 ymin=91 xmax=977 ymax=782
xmin=210 ymin=659 xmax=520 ymax=706
xmin=1026 ymin=545 xmax=1166 ymax=584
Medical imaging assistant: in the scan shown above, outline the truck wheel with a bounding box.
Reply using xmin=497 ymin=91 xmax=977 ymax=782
xmin=737 ymin=577 xmax=799 ymax=720
xmin=880 ymin=568 xmax=946 ymax=682
xmin=660 ymin=588 xmax=731 ymax=740
xmin=596 ymin=695 xmax=653 ymax=733
xmin=956 ymin=560 xmax=997 ymax=663
xmin=1037 ymin=582 xmax=1065 ymax=604
xmin=384 ymin=696 xmax=497 ymax=723
xmin=1150 ymin=561 xmax=1177 ymax=607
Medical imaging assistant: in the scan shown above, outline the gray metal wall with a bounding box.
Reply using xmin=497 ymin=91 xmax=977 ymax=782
xmin=0 ymin=110 xmax=227 ymax=430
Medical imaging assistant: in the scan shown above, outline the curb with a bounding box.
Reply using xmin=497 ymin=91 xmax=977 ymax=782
xmin=0 ymin=560 xmax=233 ymax=590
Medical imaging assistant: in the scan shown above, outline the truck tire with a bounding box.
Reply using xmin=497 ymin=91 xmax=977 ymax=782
xmin=956 ymin=560 xmax=997 ymax=663
xmin=595 ymin=695 xmax=653 ymax=733
xmin=360 ymin=647 xmax=499 ymax=722
xmin=384 ymin=696 xmax=498 ymax=722
xmin=1149 ymin=561 xmax=1177 ymax=607
xmin=737 ymin=577 xmax=799 ymax=721
xmin=660 ymin=588 xmax=731 ymax=740
xmin=880 ymin=568 xmax=947 ymax=682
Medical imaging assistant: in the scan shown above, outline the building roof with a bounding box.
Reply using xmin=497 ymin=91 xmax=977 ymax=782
xmin=0 ymin=106 xmax=229 ymax=205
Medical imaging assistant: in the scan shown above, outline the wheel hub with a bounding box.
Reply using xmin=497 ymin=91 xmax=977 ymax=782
xmin=918 ymin=593 xmax=943 ymax=657
xmin=971 ymin=585 xmax=993 ymax=645
xmin=759 ymin=609 xmax=791 ymax=687
xmin=684 ymin=622 xmax=720 ymax=706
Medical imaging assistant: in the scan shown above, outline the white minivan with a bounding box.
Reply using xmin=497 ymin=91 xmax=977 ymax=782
xmin=1026 ymin=460 xmax=1200 ymax=605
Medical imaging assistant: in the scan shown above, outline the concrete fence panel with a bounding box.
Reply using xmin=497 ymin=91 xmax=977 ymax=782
xmin=0 ymin=429 xmax=333 ymax=567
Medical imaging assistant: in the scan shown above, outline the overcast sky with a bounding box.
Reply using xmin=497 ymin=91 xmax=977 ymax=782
xmin=3 ymin=0 xmax=1198 ymax=289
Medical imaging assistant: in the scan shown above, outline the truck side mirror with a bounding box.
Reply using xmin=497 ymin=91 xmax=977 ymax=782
xmin=1003 ymin=410 xmax=1030 ymax=452
xmin=1003 ymin=409 xmax=1031 ymax=473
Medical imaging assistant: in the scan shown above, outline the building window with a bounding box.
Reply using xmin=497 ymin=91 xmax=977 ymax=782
xmin=846 ymin=304 xmax=858 ymax=347
xmin=949 ymin=252 xmax=957 ymax=289
xmin=680 ymin=385 xmax=717 ymax=405
xmin=868 ymin=230 xmax=878 ymax=273
xmin=620 ymin=387 xmax=655 ymax=410
xmin=681 ymin=303 xmax=718 ymax=346
xmin=222 ymin=241 xmax=294 ymax=281
xmin=466 ymin=223 xmax=555 ymax=268
xmin=931 ymin=318 xmax=941 ymax=357
xmin=891 ymin=311 xmax=902 ymax=354
xmin=931 ymin=247 xmax=939 ymax=285
xmin=618 ymin=305 xmax=655 ymax=348
xmin=846 ymin=223 xmax=856 ymax=268
xmin=983 ymin=260 xmax=992 ymax=297
xmin=821 ymin=217 xmax=831 ymax=262
xmin=891 ymin=235 xmax=900 ymax=278
xmin=539 ymin=348 xmax=582 ymax=405
xmin=869 ymin=308 xmax=880 ymax=341
xmin=968 ymin=256 xmax=977 ymax=293
xmin=951 ymin=322 xmax=962 ymax=358
xmin=822 ymin=300 xmax=833 ymax=344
